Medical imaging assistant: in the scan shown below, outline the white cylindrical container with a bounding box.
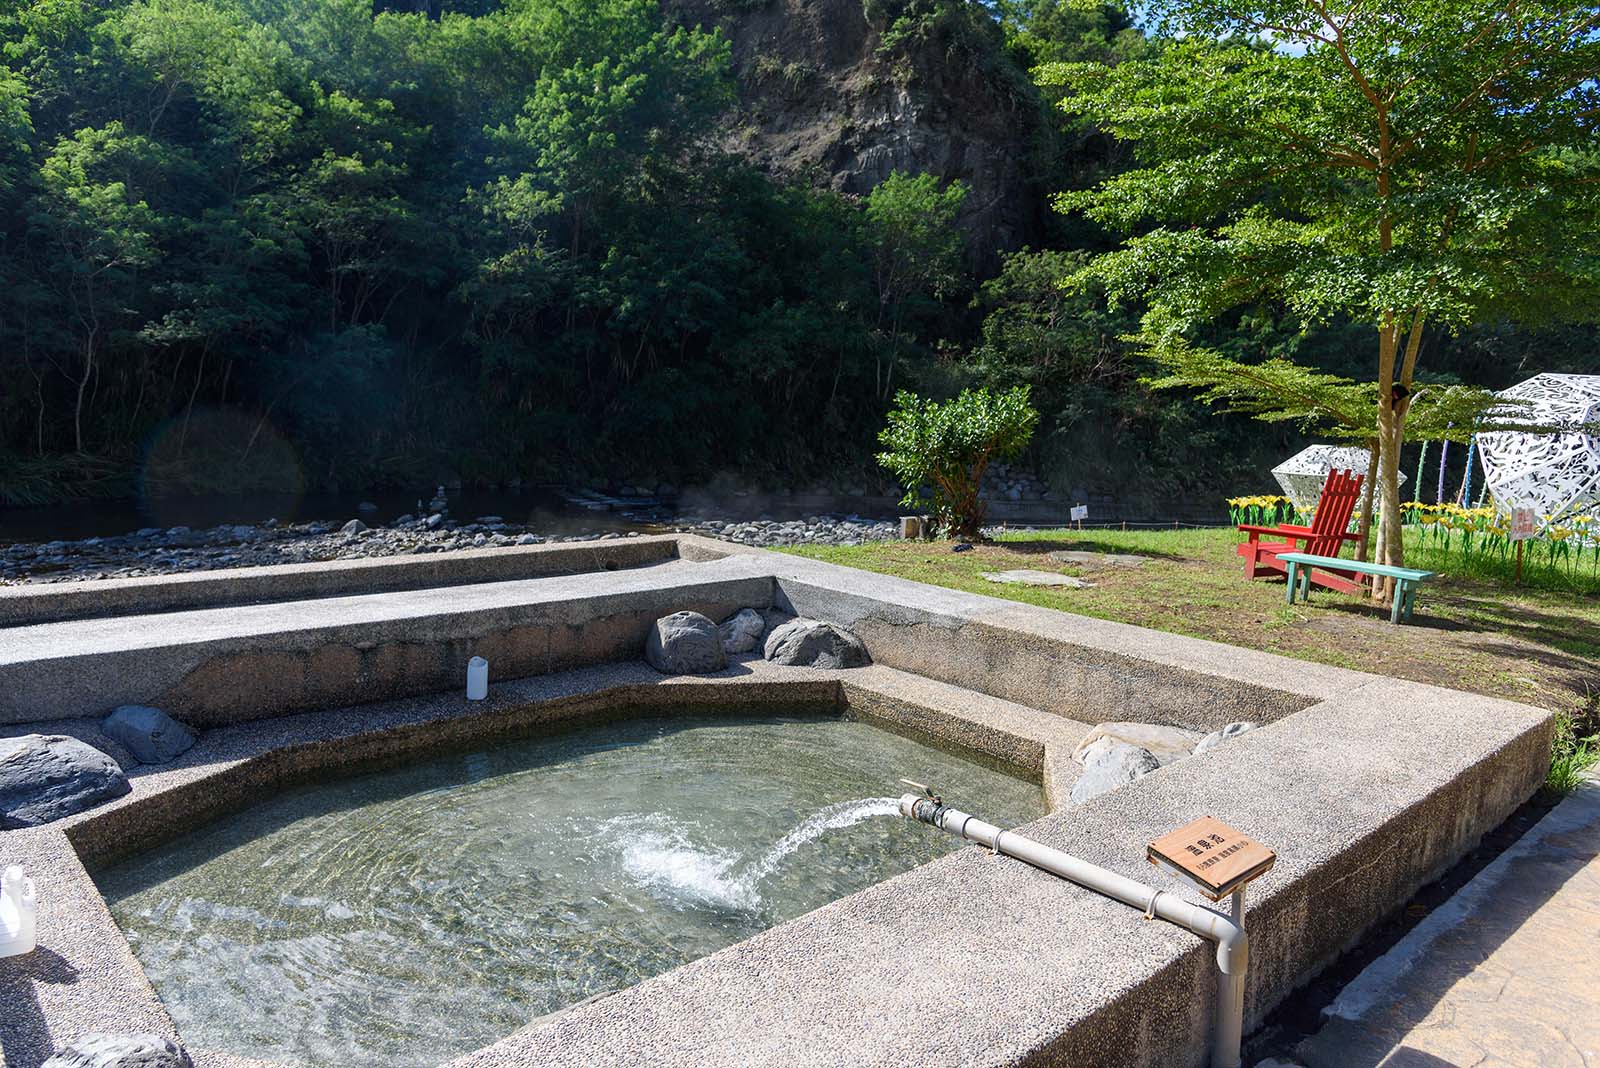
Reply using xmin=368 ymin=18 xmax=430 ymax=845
xmin=466 ymin=656 xmax=489 ymax=701
xmin=0 ymin=864 xmax=37 ymax=958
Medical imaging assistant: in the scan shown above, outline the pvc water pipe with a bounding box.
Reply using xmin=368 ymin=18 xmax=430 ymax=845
xmin=899 ymin=795 xmax=1248 ymax=1068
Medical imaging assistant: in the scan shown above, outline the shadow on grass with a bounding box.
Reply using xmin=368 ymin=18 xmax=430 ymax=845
xmin=1470 ymin=641 xmax=1600 ymax=684
xmin=991 ymin=537 xmax=1194 ymax=563
xmin=1293 ymin=587 xmax=1600 ymax=690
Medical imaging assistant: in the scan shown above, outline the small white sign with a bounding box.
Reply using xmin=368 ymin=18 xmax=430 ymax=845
xmin=1510 ymin=507 xmax=1538 ymax=541
xmin=1070 ymin=505 xmax=1089 ymax=522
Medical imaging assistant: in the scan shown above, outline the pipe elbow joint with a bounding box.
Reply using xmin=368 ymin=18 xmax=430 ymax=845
xmin=1214 ymin=923 xmax=1248 ymax=976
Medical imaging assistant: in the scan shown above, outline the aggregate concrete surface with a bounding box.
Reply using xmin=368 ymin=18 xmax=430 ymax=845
xmin=0 ymin=535 xmax=1556 ymax=1068
xmin=1299 ymin=774 xmax=1600 ymax=1068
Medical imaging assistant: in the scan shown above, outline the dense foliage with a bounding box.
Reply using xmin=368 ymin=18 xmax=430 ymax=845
xmin=1 ymin=0 xmax=1596 ymax=514
xmin=0 ymin=0 xmax=991 ymax=498
xmin=877 ymin=386 xmax=1038 ymax=536
xmin=1046 ymin=0 xmax=1600 ymax=569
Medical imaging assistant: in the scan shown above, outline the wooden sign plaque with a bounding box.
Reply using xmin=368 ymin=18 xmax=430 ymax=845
xmin=1147 ymin=816 xmax=1275 ymax=901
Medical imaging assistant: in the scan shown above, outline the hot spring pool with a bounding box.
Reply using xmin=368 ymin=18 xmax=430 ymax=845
xmin=97 ymin=713 xmax=1045 ymax=1067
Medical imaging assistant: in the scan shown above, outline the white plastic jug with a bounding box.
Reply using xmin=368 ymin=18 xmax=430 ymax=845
xmin=466 ymin=656 xmax=489 ymax=701
xmin=0 ymin=865 xmax=37 ymax=958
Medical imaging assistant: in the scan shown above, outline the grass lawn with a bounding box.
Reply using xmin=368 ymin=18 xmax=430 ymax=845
xmin=785 ymin=526 xmax=1600 ymax=729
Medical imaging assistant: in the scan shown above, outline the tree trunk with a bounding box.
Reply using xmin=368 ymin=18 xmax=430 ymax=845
xmin=1376 ymin=412 xmax=1405 ymax=584
xmin=1371 ymin=316 xmax=1402 ymax=601
xmin=178 ymin=347 xmax=207 ymax=454
xmin=1356 ymin=439 xmax=1378 ymax=563
xmin=73 ymin=336 xmax=94 ymax=455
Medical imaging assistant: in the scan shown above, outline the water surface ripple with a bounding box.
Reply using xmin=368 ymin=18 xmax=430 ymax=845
xmin=97 ymin=714 xmax=1044 ymax=1068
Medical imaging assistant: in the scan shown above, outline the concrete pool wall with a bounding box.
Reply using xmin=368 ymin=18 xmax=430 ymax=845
xmin=0 ymin=535 xmax=1555 ymax=1068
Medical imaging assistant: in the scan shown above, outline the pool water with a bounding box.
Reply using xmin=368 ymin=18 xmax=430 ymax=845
xmin=97 ymin=714 xmax=1045 ymax=1067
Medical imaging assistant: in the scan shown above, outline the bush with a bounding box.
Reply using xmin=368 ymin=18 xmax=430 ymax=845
xmin=876 ymin=386 xmax=1038 ymax=538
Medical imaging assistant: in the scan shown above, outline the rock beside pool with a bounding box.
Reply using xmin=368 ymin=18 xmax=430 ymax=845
xmin=718 ymin=608 xmax=767 ymax=654
xmin=763 ymin=619 xmax=870 ymax=669
xmin=0 ymin=734 xmax=131 ymax=828
xmin=644 ymin=611 xmax=727 ymax=674
xmin=1195 ymin=721 xmax=1258 ymax=754
xmin=1072 ymin=722 xmax=1204 ymax=767
xmin=1065 ymin=720 xmax=1257 ymax=804
xmin=102 ymin=705 xmax=195 ymax=764
xmin=1070 ymin=742 xmax=1160 ymax=805
xmin=43 ymin=1033 xmax=193 ymax=1068
xmin=980 ymin=569 xmax=1092 ymax=589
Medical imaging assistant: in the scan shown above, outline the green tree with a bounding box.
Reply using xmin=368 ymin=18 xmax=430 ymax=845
xmin=29 ymin=123 xmax=168 ymax=453
xmin=877 ymin=386 xmax=1039 ymax=538
xmin=993 ymin=1 xmax=1144 ymax=70
xmin=111 ymin=0 xmax=300 ymax=182
xmin=483 ymin=0 xmax=731 ymax=253
xmin=1142 ymin=340 xmax=1534 ymax=549
xmin=0 ymin=69 xmax=30 ymax=197
xmin=864 ymin=170 xmax=968 ymax=400
xmin=1047 ymin=0 xmax=1600 ymax=581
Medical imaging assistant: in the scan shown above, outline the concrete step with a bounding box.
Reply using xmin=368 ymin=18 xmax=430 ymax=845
xmin=0 ymin=556 xmax=774 ymax=727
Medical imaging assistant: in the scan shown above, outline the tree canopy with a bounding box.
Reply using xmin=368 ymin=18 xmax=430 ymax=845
xmin=1 ymin=0 xmax=1596 ymax=518
xmin=1046 ymin=0 xmax=1600 ymax=571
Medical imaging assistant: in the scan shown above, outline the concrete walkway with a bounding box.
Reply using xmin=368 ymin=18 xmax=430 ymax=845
xmin=1296 ymin=776 xmax=1600 ymax=1068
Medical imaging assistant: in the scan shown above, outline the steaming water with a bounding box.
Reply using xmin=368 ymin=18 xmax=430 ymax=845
xmin=96 ymin=714 xmax=1044 ymax=1068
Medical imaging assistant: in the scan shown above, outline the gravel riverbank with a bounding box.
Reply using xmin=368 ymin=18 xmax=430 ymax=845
xmin=0 ymin=512 xmax=899 ymax=585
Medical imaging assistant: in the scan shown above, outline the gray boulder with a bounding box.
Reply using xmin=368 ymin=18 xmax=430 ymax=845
xmin=43 ymin=1033 xmax=193 ymax=1068
xmin=339 ymin=519 xmax=368 ymax=536
xmin=102 ymin=706 xmax=196 ymax=765
xmin=718 ymin=608 xmax=767 ymax=654
xmin=644 ymin=612 xmax=727 ymax=675
xmin=1194 ymin=721 xmax=1258 ymax=755
xmin=763 ymin=619 xmax=870 ymax=669
xmin=0 ymin=734 xmax=130 ymax=829
xmin=1070 ymin=742 xmax=1160 ymax=806
xmin=1072 ymin=722 xmax=1204 ymax=767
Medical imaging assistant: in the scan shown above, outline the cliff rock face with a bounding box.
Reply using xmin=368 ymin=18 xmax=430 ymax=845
xmin=669 ymin=0 xmax=1045 ymax=268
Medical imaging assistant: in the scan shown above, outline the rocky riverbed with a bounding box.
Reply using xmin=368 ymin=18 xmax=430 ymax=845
xmin=0 ymin=511 xmax=899 ymax=585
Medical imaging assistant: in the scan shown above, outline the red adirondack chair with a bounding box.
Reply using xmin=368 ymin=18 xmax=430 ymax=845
xmin=1236 ymin=469 xmax=1368 ymax=594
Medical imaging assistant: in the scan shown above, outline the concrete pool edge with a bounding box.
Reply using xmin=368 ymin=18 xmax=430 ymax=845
xmin=0 ymin=659 xmax=1085 ymax=1068
xmin=2 ymin=536 xmax=1346 ymax=729
xmin=0 ymin=536 xmax=1557 ymax=1068
xmin=0 ymin=534 xmax=705 ymax=628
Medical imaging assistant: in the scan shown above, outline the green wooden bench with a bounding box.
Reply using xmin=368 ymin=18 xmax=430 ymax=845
xmin=1276 ymin=551 xmax=1438 ymax=624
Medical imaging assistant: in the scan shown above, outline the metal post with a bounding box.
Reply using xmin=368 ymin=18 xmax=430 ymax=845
xmin=900 ymin=795 xmax=1247 ymax=1068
